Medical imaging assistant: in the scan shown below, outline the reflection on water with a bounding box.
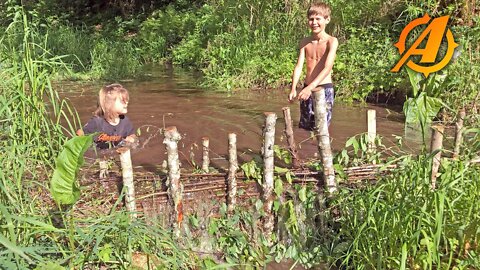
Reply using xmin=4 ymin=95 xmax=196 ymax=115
xmin=59 ymin=65 xmax=415 ymax=169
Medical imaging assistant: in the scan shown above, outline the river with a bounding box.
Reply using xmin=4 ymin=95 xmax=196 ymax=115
xmin=60 ymin=65 xmax=414 ymax=171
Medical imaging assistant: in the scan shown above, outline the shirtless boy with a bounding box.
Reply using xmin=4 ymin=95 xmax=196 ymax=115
xmin=288 ymin=2 xmax=338 ymax=130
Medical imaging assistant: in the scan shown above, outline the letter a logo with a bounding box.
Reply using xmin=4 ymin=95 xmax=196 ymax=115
xmin=391 ymin=14 xmax=458 ymax=77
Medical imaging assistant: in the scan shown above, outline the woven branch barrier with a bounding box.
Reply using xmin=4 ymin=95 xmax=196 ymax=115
xmin=85 ymin=108 xmax=472 ymax=233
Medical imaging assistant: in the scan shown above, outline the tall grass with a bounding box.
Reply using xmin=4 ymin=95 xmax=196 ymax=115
xmin=331 ymin=154 xmax=480 ymax=269
xmin=0 ymin=9 xmax=78 ymax=268
xmin=44 ymin=24 xmax=143 ymax=80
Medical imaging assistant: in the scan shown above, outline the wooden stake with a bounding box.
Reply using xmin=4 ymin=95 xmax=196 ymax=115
xmin=201 ymin=137 xmax=210 ymax=173
xmin=430 ymin=125 xmax=444 ymax=189
xmin=117 ymin=147 xmax=137 ymax=218
xmin=163 ymin=126 xmax=183 ymax=236
xmin=262 ymin=112 xmax=276 ymax=238
xmin=99 ymin=159 xmax=108 ymax=180
xmin=453 ymin=108 xmax=466 ymax=159
xmin=312 ymin=90 xmax=337 ymax=194
xmin=367 ymin=109 xmax=377 ymax=160
xmin=227 ymin=133 xmax=238 ymax=214
xmin=282 ymin=107 xmax=300 ymax=168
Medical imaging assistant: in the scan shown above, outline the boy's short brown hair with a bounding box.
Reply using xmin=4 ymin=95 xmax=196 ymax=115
xmin=307 ymin=2 xmax=331 ymax=18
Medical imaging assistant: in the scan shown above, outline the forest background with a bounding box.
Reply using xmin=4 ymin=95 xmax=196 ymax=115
xmin=1 ymin=0 xmax=478 ymax=107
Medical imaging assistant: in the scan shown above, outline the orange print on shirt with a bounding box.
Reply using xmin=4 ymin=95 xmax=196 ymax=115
xmin=98 ymin=133 xmax=122 ymax=142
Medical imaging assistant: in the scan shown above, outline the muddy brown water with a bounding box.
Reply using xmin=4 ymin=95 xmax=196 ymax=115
xmin=59 ymin=66 xmax=417 ymax=172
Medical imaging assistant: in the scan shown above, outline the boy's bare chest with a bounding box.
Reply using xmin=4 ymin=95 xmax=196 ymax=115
xmin=305 ymin=41 xmax=328 ymax=60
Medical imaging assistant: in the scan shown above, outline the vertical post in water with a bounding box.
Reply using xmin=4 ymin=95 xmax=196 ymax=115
xmin=367 ymin=109 xmax=377 ymax=163
xmin=312 ymin=90 xmax=337 ymax=194
xmin=430 ymin=125 xmax=444 ymax=189
xmin=453 ymin=108 xmax=466 ymax=159
xmin=163 ymin=126 xmax=183 ymax=236
xmin=282 ymin=107 xmax=300 ymax=168
xmin=201 ymin=137 xmax=210 ymax=173
xmin=117 ymin=147 xmax=137 ymax=219
xmin=262 ymin=112 xmax=277 ymax=238
xmin=227 ymin=133 xmax=238 ymax=214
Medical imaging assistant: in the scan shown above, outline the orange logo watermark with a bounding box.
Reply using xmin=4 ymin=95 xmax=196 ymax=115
xmin=391 ymin=14 xmax=458 ymax=77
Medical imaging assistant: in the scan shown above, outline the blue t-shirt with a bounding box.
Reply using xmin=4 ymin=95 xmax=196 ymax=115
xmin=83 ymin=115 xmax=135 ymax=149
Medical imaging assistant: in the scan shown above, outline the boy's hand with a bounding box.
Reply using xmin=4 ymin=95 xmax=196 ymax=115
xmin=298 ymin=88 xmax=312 ymax=100
xmin=125 ymin=134 xmax=137 ymax=143
xmin=288 ymin=90 xmax=297 ymax=102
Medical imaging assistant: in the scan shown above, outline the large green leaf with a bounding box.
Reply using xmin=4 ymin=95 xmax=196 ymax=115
xmin=50 ymin=135 xmax=93 ymax=205
xmin=406 ymin=66 xmax=421 ymax=97
xmin=403 ymin=92 xmax=442 ymax=125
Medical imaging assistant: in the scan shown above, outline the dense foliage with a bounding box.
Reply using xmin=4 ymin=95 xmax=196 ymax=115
xmin=1 ymin=0 xmax=478 ymax=106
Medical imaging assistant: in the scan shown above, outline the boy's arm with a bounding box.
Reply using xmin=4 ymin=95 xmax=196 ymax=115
xmin=124 ymin=116 xmax=137 ymax=143
xmin=298 ymin=38 xmax=339 ymax=100
xmin=76 ymin=117 xmax=97 ymax=136
xmin=289 ymin=41 xmax=306 ymax=101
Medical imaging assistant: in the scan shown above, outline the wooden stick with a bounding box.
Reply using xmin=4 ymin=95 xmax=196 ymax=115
xmin=453 ymin=108 xmax=466 ymax=159
xmin=163 ymin=126 xmax=183 ymax=236
xmin=99 ymin=159 xmax=108 ymax=180
xmin=430 ymin=125 xmax=444 ymax=189
xmin=367 ymin=109 xmax=377 ymax=162
xmin=312 ymin=90 xmax=337 ymax=194
xmin=201 ymin=137 xmax=210 ymax=173
xmin=262 ymin=112 xmax=276 ymax=239
xmin=227 ymin=133 xmax=238 ymax=214
xmin=117 ymin=147 xmax=137 ymax=219
xmin=282 ymin=107 xmax=300 ymax=168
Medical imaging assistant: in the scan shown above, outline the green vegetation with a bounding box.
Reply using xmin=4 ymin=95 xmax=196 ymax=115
xmin=1 ymin=0 xmax=477 ymax=106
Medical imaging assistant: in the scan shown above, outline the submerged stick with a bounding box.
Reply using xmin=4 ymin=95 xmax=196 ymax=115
xmin=117 ymin=147 xmax=137 ymax=219
xmin=430 ymin=125 xmax=444 ymax=189
xmin=202 ymin=137 xmax=210 ymax=173
xmin=367 ymin=109 xmax=377 ymax=162
xmin=312 ymin=90 xmax=337 ymax=194
xmin=227 ymin=133 xmax=238 ymax=214
xmin=453 ymin=108 xmax=466 ymax=159
xmin=262 ymin=112 xmax=277 ymax=239
xmin=282 ymin=107 xmax=300 ymax=168
xmin=163 ymin=126 xmax=183 ymax=236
